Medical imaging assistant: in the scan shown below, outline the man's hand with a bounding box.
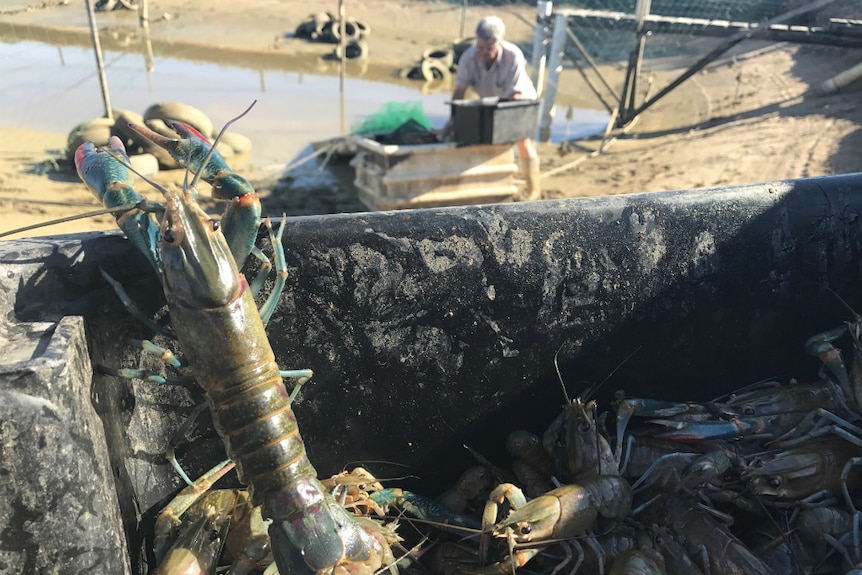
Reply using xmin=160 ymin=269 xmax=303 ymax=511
xmin=439 ymin=119 xmax=455 ymax=142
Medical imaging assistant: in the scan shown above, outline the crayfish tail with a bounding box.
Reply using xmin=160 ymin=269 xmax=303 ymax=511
xmin=267 ymin=486 xmax=393 ymax=575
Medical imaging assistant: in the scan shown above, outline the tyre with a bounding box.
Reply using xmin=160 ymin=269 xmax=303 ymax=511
xmin=110 ymin=109 xmax=144 ymax=155
xmin=405 ymin=65 xmax=424 ymax=81
xmin=66 ymin=117 xmax=114 ymax=162
xmin=295 ymin=21 xmax=315 ymax=40
xmin=320 ymin=21 xmax=337 ymax=43
xmin=95 ymin=0 xmax=117 ymax=11
xmin=110 ymin=109 xmax=144 ymax=143
xmin=215 ymin=140 xmax=235 ymax=161
xmin=143 ymin=117 xmax=176 ymax=138
xmin=422 ymin=47 xmax=454 ymax=69
xmin=421 ymin=57 xmax=451 ymax=82
xmin=114 ymin=111 xmax=178 ymax=169
xmin=340 ymin=19 xmax=362 ymax=43
xmin=310 ymin=11 xmax=332 ymax=40
xmin=327 ymin=20 xmax=358 ymax=44
xmin=352 ymin=19 xmax=370 ymax=38
xmin=335 ymin=39 xmax=368 ymax=60
xmin=128 ymin=153 xmax=159 ymax=178
xmin=143 ymin=102 xmax=214 ymax=140
xmin=453 ymin=37 xmax=475 ymax=63
xmin=219 ymin=131 xmax=253 ymax=155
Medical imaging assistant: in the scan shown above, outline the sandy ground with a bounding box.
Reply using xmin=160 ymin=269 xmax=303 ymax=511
xmin=2 ymin=0 xmax=862 ymax=238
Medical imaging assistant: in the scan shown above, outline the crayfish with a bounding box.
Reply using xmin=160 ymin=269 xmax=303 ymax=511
xmin=73 ymin=104 xmax=400 ymax=575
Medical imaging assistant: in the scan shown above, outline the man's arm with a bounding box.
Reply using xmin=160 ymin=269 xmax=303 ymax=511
xmin=501 ymin=47 xmax=537 ymax=100
xmin=509 ymin=65 xmax=537 ymax=100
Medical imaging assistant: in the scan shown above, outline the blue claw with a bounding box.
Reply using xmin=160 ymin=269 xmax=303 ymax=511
xmin=129 ymin=121 xmax=261 ymax=269
xmin=651 ymin=417 xmax=770 ymax=441
xmin=74 ymin=136 xmax=161 ymax=275
xmin=370 ymin=488 xmax=481 ymax=531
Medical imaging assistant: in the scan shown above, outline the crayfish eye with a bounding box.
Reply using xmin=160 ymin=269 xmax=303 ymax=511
xmin=162 ymin=229 xmax=176 ymax=244
xmin=580 ymin=421 xmax=591 ymax=432
xmin=768 ymin=477 xmax=782 ymax=488
xmin=208 ymin=530 xmax=219 ymax=542
xmin=743 ymin=407 xmax=755 ymax=415
xmin=210 ymin=219 xmax=220 ymax=232
xmin=519 ymin=524 xmax=532 ymax=535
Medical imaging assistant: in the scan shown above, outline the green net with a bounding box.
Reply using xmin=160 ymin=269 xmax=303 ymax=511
xmin=352 ymin=100 xmax=433 ymax=135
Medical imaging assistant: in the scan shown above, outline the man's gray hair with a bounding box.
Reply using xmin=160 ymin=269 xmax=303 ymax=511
xmin=476 ymin=16 xmax=505 ymax=43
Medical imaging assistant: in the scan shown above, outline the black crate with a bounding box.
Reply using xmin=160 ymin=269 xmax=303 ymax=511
xmin=451 ymin=98 xmax=540 ymax=145
xmin=7 ymin=173 xmax=862 ymax=575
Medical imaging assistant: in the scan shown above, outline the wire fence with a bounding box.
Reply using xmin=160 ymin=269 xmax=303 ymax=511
xmin=566 ymin=0 xmax=796 ymax=20
xmin=438 ymin=0 xmax=856 ymax=108
xmin=476 ymin=0 xmax=862 ymax=135
xmin=554 ymin=0 xmax=814 ymax=63
xmin=440 ymin=0 xmax=806 ymax=32
xmin=444 ymin=0 xmax=800 ymax=18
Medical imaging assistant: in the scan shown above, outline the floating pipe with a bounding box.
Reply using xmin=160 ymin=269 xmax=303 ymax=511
xmin=817 ymin=60 xmax=862 ymax=95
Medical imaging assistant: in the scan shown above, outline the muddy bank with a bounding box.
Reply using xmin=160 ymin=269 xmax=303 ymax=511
xmin=2 ymin=0 xmax=862 ymax=238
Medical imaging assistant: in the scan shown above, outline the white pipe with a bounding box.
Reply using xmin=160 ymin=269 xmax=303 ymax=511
xmin=538 ymin=13 xmax=568 ymax=142
xmin=531 ymin=1 xmax=553 ymax=97
xmin=817 ymin=61 xmax=862 ymax=95
xmin=634 ymin=0 xmax=651 ymax=31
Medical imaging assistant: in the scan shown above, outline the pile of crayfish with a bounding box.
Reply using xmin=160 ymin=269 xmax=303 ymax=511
xmin=67 ymin=103 xmax=862 ymax=575
xmin=402 ymin=324 xmax=862 ymax=575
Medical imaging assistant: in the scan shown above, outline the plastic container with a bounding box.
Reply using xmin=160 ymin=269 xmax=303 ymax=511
xmin=350 ymin=136 xmax=518 ymax=210
xmin=451 ymin=97 xmax=541 ymax=145
xmin=4 ymin=172 xmax=862 ymax=572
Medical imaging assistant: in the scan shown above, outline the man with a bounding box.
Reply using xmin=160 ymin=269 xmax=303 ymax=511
xmin=451 ymin=16 xmax=537 ymax=104
xmin=443 ymin=16 xmax=541 ymax=199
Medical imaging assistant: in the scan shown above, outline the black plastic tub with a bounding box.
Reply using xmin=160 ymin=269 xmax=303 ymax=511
xmin=2 ymin=173 xmax=862 ymax=573
xmin=451 ymin=97 xmax=541 ymax=145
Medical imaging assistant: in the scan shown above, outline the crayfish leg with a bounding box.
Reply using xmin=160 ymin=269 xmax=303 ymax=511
xmin=154 ymin=490 xmax=237 ymax=575
xmin=153 ymin=459 xmax=235 ymax=560
xmin=256 ymin=216 xmax=289 ymax=326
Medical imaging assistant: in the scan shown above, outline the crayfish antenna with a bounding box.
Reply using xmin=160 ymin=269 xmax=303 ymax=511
xmin=553 ymin=342 xmax=641 ymax=404
xmin=553 ymin=343 xmax=572 ymax=405
xmin=189 ymin=99 xmax=257 ymax=191
xmin=822 ymin=284 xmax=862 ymax=323
xmin=581 ymin=346 xmax=642 ymax=402
xmin=0 ymin=204 xmax=143 ymax=238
